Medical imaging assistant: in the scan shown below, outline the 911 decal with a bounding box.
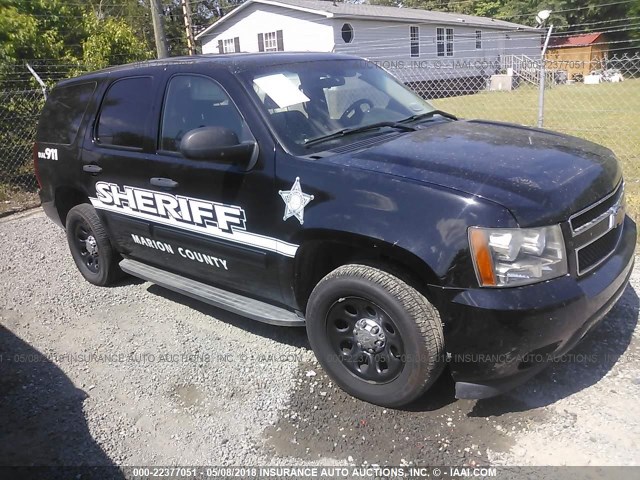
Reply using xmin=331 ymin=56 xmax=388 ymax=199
xmin=90 ymin=182 xmax=299 ymax=258
xmin=38 ymin=148 xmax=58 ymax=160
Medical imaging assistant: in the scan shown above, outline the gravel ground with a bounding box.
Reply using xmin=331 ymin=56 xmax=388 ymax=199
xmin=1 ymin=209 xmax=639 ymax=470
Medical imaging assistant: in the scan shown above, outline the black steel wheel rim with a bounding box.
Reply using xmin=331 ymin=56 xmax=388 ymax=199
xmin=74 ymin=221 xmax=99 ymax=274
xmin=325 ymin=296 xmax=405 ymax=383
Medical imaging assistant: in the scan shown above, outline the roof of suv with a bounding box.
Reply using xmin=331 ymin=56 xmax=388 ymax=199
xmin=57 ymin=52 xmax=361 ymax=87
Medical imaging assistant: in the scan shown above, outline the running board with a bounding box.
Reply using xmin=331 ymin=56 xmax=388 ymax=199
xmin=119 ymin=259 xmax=305 ymax=327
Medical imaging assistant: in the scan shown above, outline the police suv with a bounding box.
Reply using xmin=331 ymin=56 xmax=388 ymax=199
xmin=35 ymin=53 xmax=635 ymax=407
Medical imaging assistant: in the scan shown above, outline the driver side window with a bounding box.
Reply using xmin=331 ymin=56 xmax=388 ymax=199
xmin=160 ymin=75 xmax=248 ymax=152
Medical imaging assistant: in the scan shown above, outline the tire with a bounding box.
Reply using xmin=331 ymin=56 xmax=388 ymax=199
xmin=306 ymin=264 xmax=445 ymax=408
xmin=65 ymin=203 xmax=123 ymax=286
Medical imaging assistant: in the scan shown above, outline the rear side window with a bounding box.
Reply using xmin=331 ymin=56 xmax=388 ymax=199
xmin=36 ymin=82 xmax=96 ymax=145
xmin=96 ymin=77 xmax=153 ymax=149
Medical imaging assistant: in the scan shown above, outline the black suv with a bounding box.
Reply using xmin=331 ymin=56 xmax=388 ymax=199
xmin=35 ymin=53 xmax=635 ymax=407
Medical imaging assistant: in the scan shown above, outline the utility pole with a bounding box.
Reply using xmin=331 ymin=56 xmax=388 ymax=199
xmin=181 ymin=0 xmax=196 ymax=55
xmin=150 ymin=0 xmax=169 ymax=59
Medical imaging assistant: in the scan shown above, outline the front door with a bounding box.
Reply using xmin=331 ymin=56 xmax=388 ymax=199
xmin=139 ymin=71 xmax=290 ymax=304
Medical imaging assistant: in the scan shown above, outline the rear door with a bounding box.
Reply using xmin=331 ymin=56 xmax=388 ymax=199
xmin=81 ymin=74 xmax=167 ymax=265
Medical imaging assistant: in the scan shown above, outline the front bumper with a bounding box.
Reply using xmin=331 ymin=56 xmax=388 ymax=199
xmin=436 ymin=215 xmax=636 ymax=399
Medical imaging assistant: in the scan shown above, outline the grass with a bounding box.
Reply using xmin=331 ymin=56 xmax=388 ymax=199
xmin=432 ymin=78 xmax=640 ymax=230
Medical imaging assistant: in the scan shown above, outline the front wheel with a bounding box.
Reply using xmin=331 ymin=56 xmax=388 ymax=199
xmin=306 ymin=264 xmax=445 ymax=408
xmin=66 ymin=204 xmax=123 ymax=286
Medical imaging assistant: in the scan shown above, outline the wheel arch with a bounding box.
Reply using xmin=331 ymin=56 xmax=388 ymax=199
xmin=292 ymin=229 xmax=440 ymax=312
xmin=55 ymin=186 xmax=90 ymax=227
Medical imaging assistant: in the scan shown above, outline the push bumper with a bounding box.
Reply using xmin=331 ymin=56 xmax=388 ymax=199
xmin=438 ymin=215 xmax=636 ymax=400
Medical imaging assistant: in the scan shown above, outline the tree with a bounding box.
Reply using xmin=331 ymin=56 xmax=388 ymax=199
xmin=0 ymin=0 xmax=156 ymax=86
xmin=0 ymin=0 xmax=85 ymax=65
xmin=85 ymin=0 xmax=156 ymax=54
xmin=82 ymin=13 xmax=154 ymax=71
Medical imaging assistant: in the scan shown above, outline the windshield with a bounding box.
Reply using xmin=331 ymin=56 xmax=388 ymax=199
xmin=239 ymin=59 xmax=435 ymax=154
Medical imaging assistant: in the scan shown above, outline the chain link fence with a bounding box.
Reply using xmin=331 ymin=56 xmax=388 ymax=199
xmin=0 ymin=53 xmax=639 ymax=214
xmin=0 ymin=60 xmax=86 ymax=211
xmin=0 ymin=89 xmax=45 ymax=210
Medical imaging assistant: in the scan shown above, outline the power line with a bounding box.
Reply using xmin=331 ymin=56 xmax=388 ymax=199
xmin=553 ymin=16 xmax=640 ymax=29
xmin=498 ymin=0 xmax=637 ymax=19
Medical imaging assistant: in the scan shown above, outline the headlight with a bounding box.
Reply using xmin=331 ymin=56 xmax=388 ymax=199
xmin=469 ymin=225 xmax=567 ymax=287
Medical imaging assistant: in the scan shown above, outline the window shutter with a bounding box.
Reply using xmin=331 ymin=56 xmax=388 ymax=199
xmin=234 ymin=37 xmax=241 ymax=53
xmin=218 ymin=39 xmax=223 ymax=54
xmin=276 ymin=30 xmax=284 ymax=51
xmin=258 ymin=33 xmax=264 ymax=52
xmin=410 ymin=26 xmax=419 ymax=57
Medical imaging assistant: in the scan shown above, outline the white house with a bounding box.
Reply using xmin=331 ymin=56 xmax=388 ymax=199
xmin=195 ymin=0 xmax=541 ymax=85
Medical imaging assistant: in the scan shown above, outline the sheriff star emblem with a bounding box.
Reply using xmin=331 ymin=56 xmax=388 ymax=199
xmin=279 ymin=177 xmax=314 ymax=225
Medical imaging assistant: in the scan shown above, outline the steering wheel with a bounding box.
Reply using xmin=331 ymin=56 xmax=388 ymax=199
xmin=340 ymin=98 xmax=373 ymax=126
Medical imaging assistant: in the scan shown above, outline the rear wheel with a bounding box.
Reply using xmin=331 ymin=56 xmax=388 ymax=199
xmin=66 ymin=204 xmax=123 ymax=286
xmin=306 ymin=264 xmax=445 ymax=408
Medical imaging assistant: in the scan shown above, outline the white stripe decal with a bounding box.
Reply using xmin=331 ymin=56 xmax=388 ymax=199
xmin=90 ymin=198 xmax=299 ymax=258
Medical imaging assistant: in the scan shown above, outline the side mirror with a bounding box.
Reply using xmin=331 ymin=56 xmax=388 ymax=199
xmin=179 ymin=126 xmax=256 ymax=167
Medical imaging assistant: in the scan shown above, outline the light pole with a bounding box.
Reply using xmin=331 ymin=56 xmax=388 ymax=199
xmin=536 ymin=10 xmax=553 ymax=128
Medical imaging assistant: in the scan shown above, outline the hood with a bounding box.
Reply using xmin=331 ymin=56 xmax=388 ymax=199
xmin=328 ymin=119 xmax=622 ymax=227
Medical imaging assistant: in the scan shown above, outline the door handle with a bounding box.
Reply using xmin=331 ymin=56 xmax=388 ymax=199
xmin=150 ymin=177 xmax=178 ymax=189
xmin=83 ymin=164 xmax=102 ymax=174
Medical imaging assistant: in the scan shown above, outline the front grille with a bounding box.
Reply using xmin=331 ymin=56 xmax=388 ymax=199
xmin=577 ymin=227 xmax=621 ymax=274
xmin=571 ymin=182 xmax=625 ymax=276
xmin=570 ymin=183 xmax=624 ymax=234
